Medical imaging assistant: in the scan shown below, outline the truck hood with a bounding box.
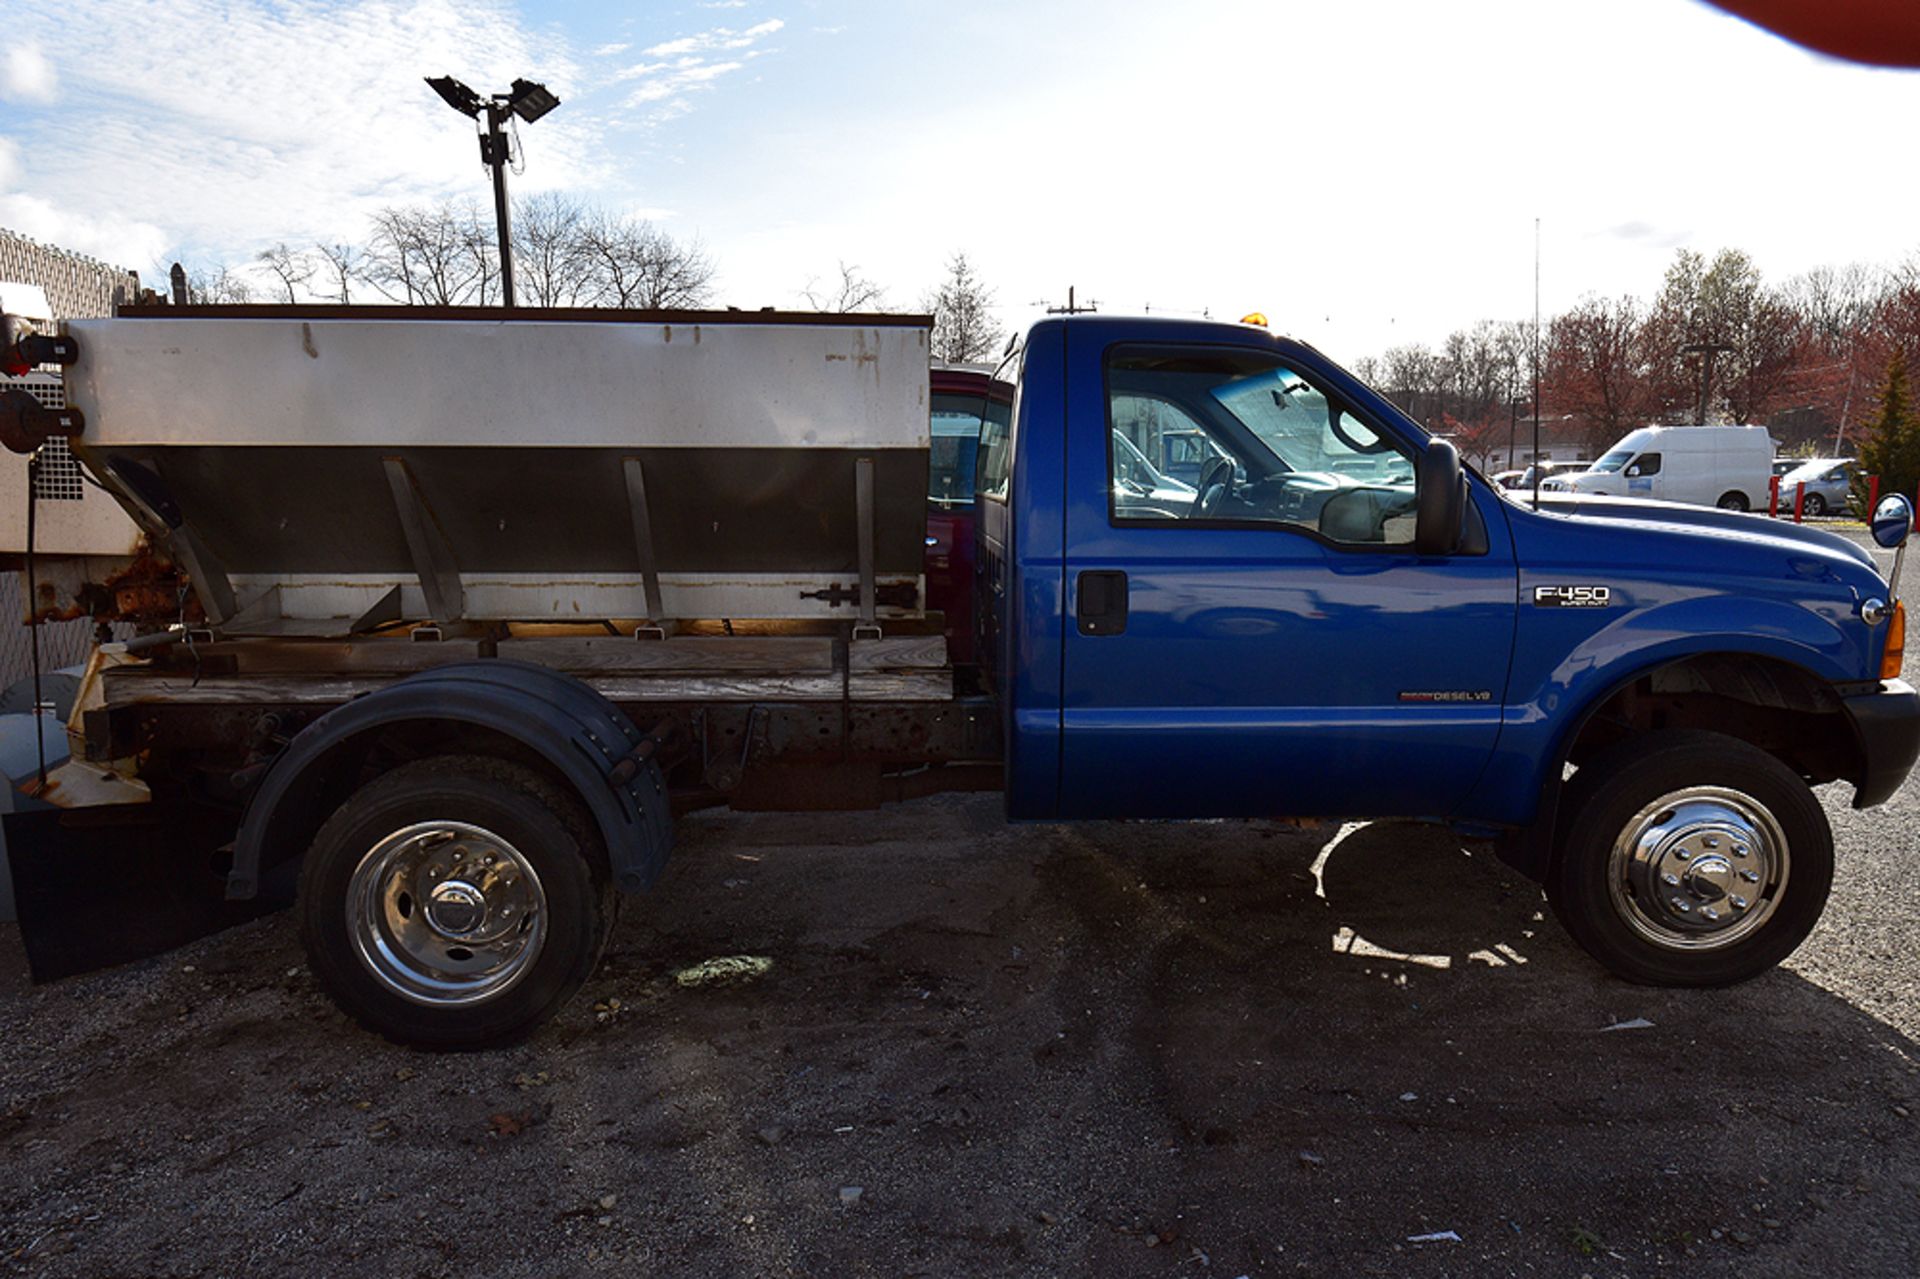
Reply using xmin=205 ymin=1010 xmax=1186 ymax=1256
xmin=1528 ymin=491 xmax=1877 ymax=573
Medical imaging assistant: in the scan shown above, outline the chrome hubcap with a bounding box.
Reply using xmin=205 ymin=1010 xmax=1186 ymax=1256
xmin=1608 ymin=786 xmax=1788 ymax=950
xmin=347 ymin=821 xmax=547 ymax=1006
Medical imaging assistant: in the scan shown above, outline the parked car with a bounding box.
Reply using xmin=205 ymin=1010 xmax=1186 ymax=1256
xmin=1495 ymin=460 xmax=1591 ymax=490
xmin=1542 ymin=424 xmax=1772 ymax=510
xmin=925 ymin=367 xmax=1013 ymax=666
xmin=1159 ymin=427 xmax=1232 ymax=485
xmin=1112 ymin=429 xmax=1198 ymax=518
xmin=1777 ymin=457 xmax=1855 ymax=517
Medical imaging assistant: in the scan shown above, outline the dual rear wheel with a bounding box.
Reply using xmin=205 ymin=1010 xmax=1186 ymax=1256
xmin=298 ymin=756 xmax=615 ymax=1049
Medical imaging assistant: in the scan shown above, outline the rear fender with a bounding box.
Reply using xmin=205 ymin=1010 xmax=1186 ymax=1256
xmin=228 ymin=661 xmax=670 ymax=899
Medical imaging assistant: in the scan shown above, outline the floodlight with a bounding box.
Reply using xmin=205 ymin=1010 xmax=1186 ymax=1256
xmin=427 ymin=72 xmax=563 ymax=306
xmin=507 ymin=78 xmax=560 ymax=123
xmin=426 ymin=75 xmax=483 ymax=118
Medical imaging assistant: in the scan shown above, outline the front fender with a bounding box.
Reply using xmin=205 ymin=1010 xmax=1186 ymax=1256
xmin=228 ymin=661 xmax=670 ymax=900
xmin=1465 ymin=592 xmax=1866 ymax=832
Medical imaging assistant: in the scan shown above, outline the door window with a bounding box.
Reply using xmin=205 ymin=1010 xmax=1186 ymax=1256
xmin=929 ymin=392 xmax=1010 ymax=508
xmin=1107 ymin=347 xmax=1418 ymax=545
xmin=1628 ymin=452 xmax=1662 ymax=476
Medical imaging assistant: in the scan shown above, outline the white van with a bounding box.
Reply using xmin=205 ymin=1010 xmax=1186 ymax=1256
xmin=1542 ymin=424 xmax=1773 ymax=511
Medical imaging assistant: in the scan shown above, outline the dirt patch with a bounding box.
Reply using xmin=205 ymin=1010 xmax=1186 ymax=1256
xmin=2 ymin=791 xmax=1918 ymax=1276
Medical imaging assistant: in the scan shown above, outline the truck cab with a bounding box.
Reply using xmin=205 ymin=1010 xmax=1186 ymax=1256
xmin=979 ymin=314 xmax=1918 ymax=989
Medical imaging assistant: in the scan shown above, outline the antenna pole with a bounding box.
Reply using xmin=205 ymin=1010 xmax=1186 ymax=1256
xmin=1531 ymin=217 xmax=1542 ymax=508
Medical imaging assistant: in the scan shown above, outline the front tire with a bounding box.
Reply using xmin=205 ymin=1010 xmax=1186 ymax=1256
xmin=1548 ymin=731 xmax=1832 ymax=986
xmin=1802 ymin=492 xmax=1827 ymax=517
xmin=1716 ymin=490 xmax=1750 ymax=511
xmin=298 ymin=756 xmax=613 ymax=1048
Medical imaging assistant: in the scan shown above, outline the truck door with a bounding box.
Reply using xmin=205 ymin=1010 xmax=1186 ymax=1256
xmin=1057 ymin=336 xmax=1518 ymax=819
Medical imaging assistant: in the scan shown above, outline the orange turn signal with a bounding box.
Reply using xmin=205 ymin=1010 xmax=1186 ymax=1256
xmin=1881 ymin=600 xmax=1905 ymax=679
xmin=1240 ymin=312 xmax=1269 ymax=327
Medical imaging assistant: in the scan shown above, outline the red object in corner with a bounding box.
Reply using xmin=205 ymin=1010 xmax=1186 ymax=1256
xmin=1706 ymin=0 xmax=1920 ymax=67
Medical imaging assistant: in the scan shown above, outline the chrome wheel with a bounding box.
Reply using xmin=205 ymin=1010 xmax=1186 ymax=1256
xmin=347 ymin=820 xmax=548 ymax=1006
xmin=1607 ymin=786 xmax=1788 ymax=951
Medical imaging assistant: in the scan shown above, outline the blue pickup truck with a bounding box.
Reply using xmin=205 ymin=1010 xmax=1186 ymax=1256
xmin=4 ymin=306 xmax=1916 ymax=1048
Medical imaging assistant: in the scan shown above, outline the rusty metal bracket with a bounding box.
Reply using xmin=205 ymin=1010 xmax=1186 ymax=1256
xmin=622 ymin=456 xmax=672 ymax=633
xmin=854 ymin=455 xmax=880 ymax=639
xmin=382 ymin=457 xmax=464 ymax=624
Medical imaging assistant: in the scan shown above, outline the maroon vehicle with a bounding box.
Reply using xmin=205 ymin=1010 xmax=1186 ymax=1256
xmin=924 ymin=367 xmax=1013 ymax=666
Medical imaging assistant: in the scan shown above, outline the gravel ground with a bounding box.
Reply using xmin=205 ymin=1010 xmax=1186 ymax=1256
xmin=1 ymin=527 xmax=1916 ymax=1278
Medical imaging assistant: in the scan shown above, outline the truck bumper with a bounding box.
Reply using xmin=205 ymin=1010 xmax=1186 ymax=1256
xmin=1843 ymin=678 xmax=1920 ymax=809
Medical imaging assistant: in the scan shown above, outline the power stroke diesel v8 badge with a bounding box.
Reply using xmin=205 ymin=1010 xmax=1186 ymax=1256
xmin=1534 ymin=585 xmax=1612 ymax=608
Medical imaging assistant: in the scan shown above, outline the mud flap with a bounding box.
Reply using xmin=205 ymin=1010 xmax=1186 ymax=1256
xmin=3 ymin=801 xmax=278 ymax=982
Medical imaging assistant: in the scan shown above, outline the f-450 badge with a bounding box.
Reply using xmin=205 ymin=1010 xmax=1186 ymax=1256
xmin=1534 ymin=584 xmax=1612 ymax=608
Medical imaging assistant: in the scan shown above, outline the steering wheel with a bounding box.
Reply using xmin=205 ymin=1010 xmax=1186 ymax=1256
xmin=1190 ymin=457 xmax=1235 ymax=519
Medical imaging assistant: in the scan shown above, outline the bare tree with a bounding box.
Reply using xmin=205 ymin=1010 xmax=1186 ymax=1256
xmin=1543 ymin=295 xmax=1645 ymax=449
xmin=804 ymin=261 xmax=887 ymax=313
xmin=1379 ymin=344 xmax=1442 ymax=422
xmin=365 ymin=203 xmax=490 ymax=305
xmin=578 ymin=211 xmax=716 ymax=308
xmin=313 ymin=242 xmax=365 ymax=303
xmin=184 ymin=264 xmax=255 ymax=304
xmin=254 ymin=242 xmax=313 ymax=303
xmin=512 ymin=192 xmax=596 ymax=307
xmin=454 ymin=200 xmax=501 ymax=306
xmin=923 ymin=251 xmax=1004 ymax=364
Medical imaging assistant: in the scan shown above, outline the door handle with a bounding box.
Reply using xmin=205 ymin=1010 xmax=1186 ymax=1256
xmin=1076 ymin=570 xmax=1129 ymax=636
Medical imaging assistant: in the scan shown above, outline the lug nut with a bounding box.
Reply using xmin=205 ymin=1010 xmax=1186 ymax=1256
xmin=1704 ymin=836 xmax=1720 ymax=849
xmin=1740 ymin=870 xmax=1760 ymax=883
xmin=1733 ymin=845 xmax=1749 ymax=858
xmin=1671 ymin=898 xmax=1692 ymax=913
xmin=1662 ymin=872 xmax=1680 ymax=886
xmin=1701 ymin=907 xmax=1720 ymax=922
xmin=1730 ymin=895 xmax=1749 ymax=910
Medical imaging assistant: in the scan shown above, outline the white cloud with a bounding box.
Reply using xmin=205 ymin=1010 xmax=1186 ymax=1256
xmin=2 ymin=44 xmax=58 ymax=104
xmin=699 ymin=1 xmax=749 ymax=8
xmin=593 ymin=42 xmax=630 ymax=56
xmin=641 ymin=19 xmax=782 ymax=58
xmin=1 ymin=0 xmax=598 ymax=271
xmin=618 ymin=19 xmax=782 ymax=117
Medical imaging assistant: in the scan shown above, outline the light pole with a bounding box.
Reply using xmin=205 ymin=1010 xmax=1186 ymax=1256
xmin=427 ymin=75 xmax=561 ymax=307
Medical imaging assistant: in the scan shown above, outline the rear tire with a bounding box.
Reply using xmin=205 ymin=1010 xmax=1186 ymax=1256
xmin=1548 ymin=731 xmax=1831 ymax=986
xmin=298 ymin=756 xmax=613 ymax=1048
xmin=1716 ymin=491 xmax=1750 ymax=511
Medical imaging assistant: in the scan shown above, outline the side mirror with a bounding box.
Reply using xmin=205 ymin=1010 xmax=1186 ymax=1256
xmin=1872 ymin=494 xmax=1914 ymax=549
xmin=1625 ymin=464 xmax=1642 ymax=478
xmin=1414 ymin=438 xmax=1465 ymax=556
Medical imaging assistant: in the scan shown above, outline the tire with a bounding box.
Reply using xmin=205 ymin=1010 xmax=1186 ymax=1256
xmin=1802 ymin=493 xmax=1826 ymax=517
xmin=298 ymin=756 xmax=614 ymax=1048
xmin=1716 ymin=491 xmax=1750 ymax=511
xmin=1547 ymin=730 xmax=1832 ymax=987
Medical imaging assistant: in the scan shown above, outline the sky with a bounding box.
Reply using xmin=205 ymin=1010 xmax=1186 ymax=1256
xmin=3 ymin=0 xmax=1919 ymax=363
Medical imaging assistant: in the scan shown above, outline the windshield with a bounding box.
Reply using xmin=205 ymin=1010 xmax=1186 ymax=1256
xmin=1209 ymin=367 xmax=1411 ymax=485
xmin=1590 ymin=449 xmax=1635 ymax=474
xmin=1784 ymin=461 xmax=1844 ymax=484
